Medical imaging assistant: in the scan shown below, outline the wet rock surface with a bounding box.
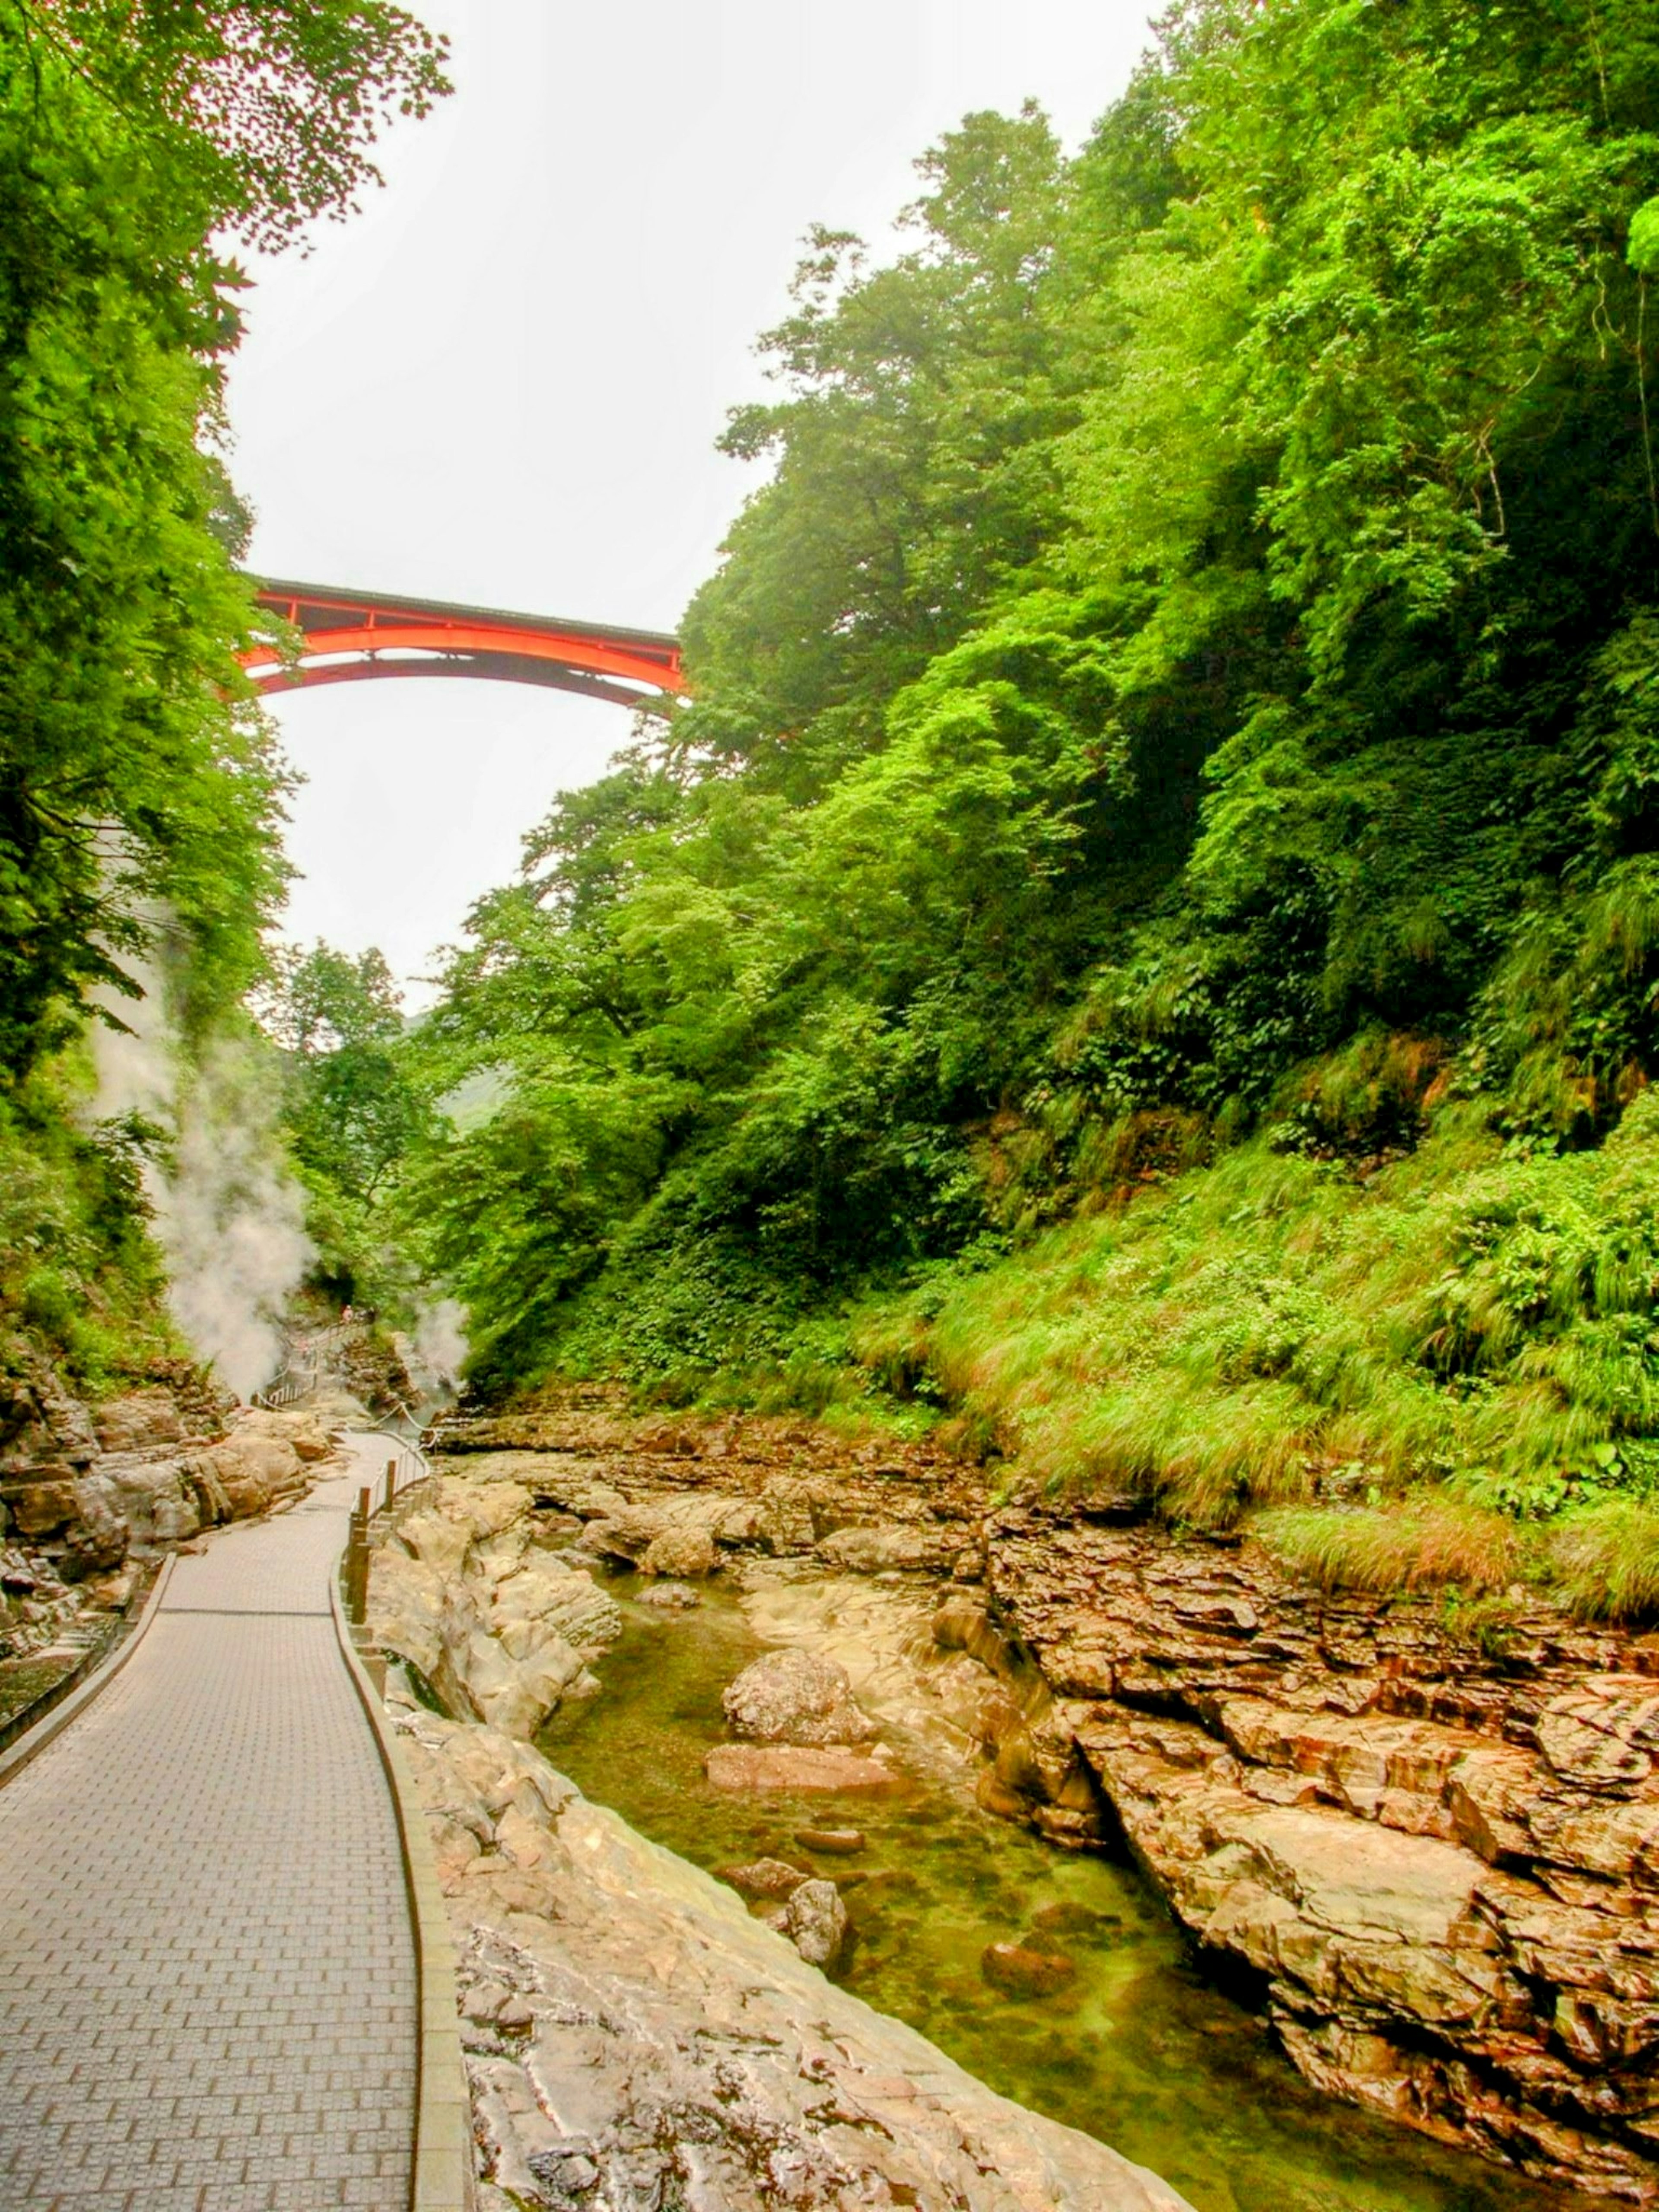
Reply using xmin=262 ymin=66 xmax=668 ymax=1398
xmin=796 ymin=1824 xmax=865 ymax=1855
xmin=721 ymin=1644 xmax=877 ymax=1745
xmin=713 ymin=1854 xmax=810 ymax=1899
xmin=704 ymin=1740 xmax=904 ymax=1794
xmin=780 ymin=1873 xmax=850 ymax=1967
xmin=395 ymin=1698 xmax=1194 ymax=2211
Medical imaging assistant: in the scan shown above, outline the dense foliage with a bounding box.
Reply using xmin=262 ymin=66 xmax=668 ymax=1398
xmin=415 ymin=0 xmax=1659 ymax=1480
xmin=0 ymin=0 xmax=446 ymax=1083
xmin=0 ymin=0 xmax=445 ymax=1376
xmin=262 ymin=941 xmax=435 ymax=1312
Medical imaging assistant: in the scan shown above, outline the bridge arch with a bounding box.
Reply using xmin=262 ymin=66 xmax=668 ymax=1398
xmin=242 ymin=578 xmax=685 ymax=711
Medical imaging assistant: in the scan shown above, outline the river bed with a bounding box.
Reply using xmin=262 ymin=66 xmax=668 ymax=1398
xmin=536 ymin=1560 xmax=1572 ymax=2212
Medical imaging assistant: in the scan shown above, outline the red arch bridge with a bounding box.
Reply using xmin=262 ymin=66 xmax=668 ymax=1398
xmin=241 ymin=577 xmax=685 ymax=711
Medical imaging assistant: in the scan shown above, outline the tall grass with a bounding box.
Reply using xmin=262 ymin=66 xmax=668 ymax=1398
xmin=1255 ymin=1501 xmax=1521 ymax=1596
xmin=854 ymin=1083 xmax=1659 ymax=1598
xmin=1550 ymin=1501 xmax=1659 ymax=1621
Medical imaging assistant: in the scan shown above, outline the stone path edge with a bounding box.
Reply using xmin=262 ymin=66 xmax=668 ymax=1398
xmin=0 ymin=1553 xmax=178 ymax=1792
xmin=329 ymin=1566 xmax=475 ymax=2212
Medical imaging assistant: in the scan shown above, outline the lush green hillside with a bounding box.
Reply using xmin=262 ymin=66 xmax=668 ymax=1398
xmin=398 ymin=0 xmax=1659 ymax=1608
xmin=11 ymin=0 xmax=1659 ymax=1617
xmin=0 ymin=3 xmax=445 ymax=1388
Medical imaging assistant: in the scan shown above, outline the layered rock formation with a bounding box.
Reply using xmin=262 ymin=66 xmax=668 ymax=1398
xmin=394 ymin=1699 xmax=1194 ymax=2212
xmin=1 ymin=1357 xmax=340 ymax=1688
xmin=981 ymin=1511 xmax=1659 ymax=2202
xmin=365 ymin=1474 xmax=621 ymax=1738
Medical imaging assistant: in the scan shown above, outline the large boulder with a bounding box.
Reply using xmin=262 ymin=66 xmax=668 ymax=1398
xmin=641 ymin=1526 xmax=717 ymax=1578
xmin=581 ymin=1509 xmax=662 ymax=1565
xmin=196 ymin=1421 xmax=308 ymax=1519
xmin=722 ymin=1647 xmax=876 ymax=1746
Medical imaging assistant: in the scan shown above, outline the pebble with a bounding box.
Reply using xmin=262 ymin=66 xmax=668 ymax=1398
xmin=795 ymin=1826 xmax=866 ymax=1854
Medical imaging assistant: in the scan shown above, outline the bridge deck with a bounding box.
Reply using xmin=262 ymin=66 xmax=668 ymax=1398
xmin=0 ymin=1442 xmax=417 ymax=2211
xmin=244 ymin=575 xmax=685 ymax=705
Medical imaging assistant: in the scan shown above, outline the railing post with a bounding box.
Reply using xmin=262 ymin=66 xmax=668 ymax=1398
xmin=346 ymin=1485 xmax=371 ymax=1625
xmin=384 ymin=1458 xmax=397 ymax=1515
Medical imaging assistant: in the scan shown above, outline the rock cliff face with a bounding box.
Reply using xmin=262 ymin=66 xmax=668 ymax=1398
xmin=0 ymin=1357 xmax=340 ymax=1690
xmin=424 ymin=1396 xmax=1659 ymax=2204
xmin=983 ymin=1510 xmax=1659 ymax=2203
xmin=365 ymin=1474 xmax=622 ymax=1738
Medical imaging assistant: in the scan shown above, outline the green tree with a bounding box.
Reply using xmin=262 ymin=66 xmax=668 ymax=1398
xmin=267 ymin=943 xmax=432 ymax=1213
xmin=0 ymin=1 xmax=448 ymax=1080
xmin=415 ymin=0 xmax=1659 ymax=1388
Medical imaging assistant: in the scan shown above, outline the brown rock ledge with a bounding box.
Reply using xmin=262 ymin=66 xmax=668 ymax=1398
xmin=988 ymin=1509 xmax=1659 ymax=2204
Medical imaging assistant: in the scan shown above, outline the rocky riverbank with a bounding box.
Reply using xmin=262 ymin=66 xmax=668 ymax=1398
xmin=393 ymin=1694 xmax=1191 ymax=2211
xmin=405 ymin=1394 xmax=1659 ymax=2205
xmin=986 ymin=1508 xmax=1659 ymax=2202
xmin=0 ymin=1353 xmax=343 ymax=1711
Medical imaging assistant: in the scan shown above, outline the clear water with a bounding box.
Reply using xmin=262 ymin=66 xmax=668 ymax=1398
xmin=537 ymin=1570 xmax=1578 ymax=2212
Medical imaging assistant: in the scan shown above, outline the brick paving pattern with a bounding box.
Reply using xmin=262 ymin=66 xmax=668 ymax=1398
xmin=0 ymin=1443 xmax=417 ymax=2211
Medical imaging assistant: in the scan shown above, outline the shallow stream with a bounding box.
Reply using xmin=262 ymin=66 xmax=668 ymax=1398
xmin=537 ymin=1562 xmax=1570 ymax=2212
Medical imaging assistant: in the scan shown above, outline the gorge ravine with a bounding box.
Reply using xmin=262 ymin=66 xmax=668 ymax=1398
xmin=369 ymin=1391 xmax=1659 ymax=2209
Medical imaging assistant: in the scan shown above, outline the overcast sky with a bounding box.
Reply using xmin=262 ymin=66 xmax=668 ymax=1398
xmin=227 ymin=0 xmax=1154 ymax=1004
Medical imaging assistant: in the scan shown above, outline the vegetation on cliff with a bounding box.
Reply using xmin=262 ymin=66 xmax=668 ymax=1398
xmin=392 ymin=0 xmax=1659 ymax=1609
xmin=10 ymin=0 xmax=1659 ymax=1618
xmin=0 ymin=2 xmax=446 ymax=1386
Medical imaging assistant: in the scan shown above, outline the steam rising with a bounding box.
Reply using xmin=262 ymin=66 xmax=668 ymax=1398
xmin=409 ymin=1298 xmax=468 ymax=1398
xmin=91 ymin=961 xmax=314 ymax=1400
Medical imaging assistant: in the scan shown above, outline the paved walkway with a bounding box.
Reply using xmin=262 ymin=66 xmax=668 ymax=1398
xmin=0 ymin=1437 xmax=417 ymax=2211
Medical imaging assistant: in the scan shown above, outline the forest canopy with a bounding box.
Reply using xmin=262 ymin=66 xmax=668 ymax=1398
xmin=407 ymin=0 xmax=1659 ymax=1430
xmin=0 ymin=0 xmax=446 ymax=1382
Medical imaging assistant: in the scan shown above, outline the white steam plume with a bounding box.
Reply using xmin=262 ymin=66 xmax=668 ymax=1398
xmin=406 ymin=1298 xmax=469 ymax=1401
xmin=90 ymin=957 xmax=313 ymax=1400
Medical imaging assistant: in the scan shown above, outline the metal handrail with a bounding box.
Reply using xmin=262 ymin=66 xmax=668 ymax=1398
xmin=251 ymin=1319 xmax=359 ymax=1411
xmin=342 ymin=1424 xmax=432 ymax=1626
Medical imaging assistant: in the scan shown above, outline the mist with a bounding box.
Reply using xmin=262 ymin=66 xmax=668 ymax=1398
xmin=90 ymin=960 xmax=314 ymax=1401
